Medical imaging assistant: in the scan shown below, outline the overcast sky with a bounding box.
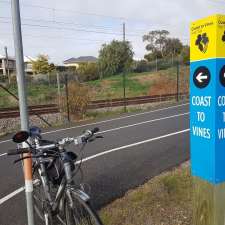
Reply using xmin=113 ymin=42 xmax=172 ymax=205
xmin=0 ymin=0 xmax=224 ymax=64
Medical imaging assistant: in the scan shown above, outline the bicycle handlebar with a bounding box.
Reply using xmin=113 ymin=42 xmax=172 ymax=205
xmin=7 ymin=127 xmax=100 ymax=156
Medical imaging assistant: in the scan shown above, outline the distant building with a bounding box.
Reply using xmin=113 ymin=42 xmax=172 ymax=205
xmin=0 ymin=55 xmax=36 ymax=76
xmin=24 ymin=56 xmax=36 ymax=75
xmin=63 ymin=56 xmax=97 ymax=68
xmin=0 ymin=54 xmax=16 ymax=76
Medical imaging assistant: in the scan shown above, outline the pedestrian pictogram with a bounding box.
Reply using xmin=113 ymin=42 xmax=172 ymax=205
xmin=195 ymin=33 xmax=209 ymax=53
xmin=193 ymin=66 xmax=211 ymax=88
xmin=219 ymin=65 xmax=225 ymax=87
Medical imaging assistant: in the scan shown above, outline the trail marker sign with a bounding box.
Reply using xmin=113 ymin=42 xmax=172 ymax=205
xmin=190 ymin=14 xmax=225 ymax=225
xmin=191 ymin=14 xmax=225 ymax=184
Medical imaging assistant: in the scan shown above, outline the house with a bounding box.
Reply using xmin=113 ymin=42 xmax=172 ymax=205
xmin=0 ymin=55 xmax=36 ymax=76
xmin=24 ymin=56 xmax=36 ymax=75
xmin=63 ymin=56 xmax=97 ymax=68
xmin=0 ymin=54 xmax=16 ymax=76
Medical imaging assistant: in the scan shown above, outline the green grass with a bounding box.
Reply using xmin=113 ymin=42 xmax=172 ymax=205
xmin=0 ymin=66 xmax=189 ymax=108
xmin=0 ymin=84 xmax=58 ymax=108
xmin=87 ymin=71 xmax=158 ymax=100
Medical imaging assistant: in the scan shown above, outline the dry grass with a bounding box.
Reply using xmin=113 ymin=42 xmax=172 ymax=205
xmin=89 ymin=66 xmax=190 ymax=101
xmin=100 ymin=164 xmax=192 ymax=225
xmin=148 ymin=67 xmax=190 ymax=96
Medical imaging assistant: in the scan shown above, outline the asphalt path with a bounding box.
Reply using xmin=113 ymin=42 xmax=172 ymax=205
xmin=0 ymin=102 xmax=190 ymax=225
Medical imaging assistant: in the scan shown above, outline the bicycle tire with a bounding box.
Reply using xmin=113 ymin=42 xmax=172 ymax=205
xmin=65 ymin=189 xmax=104 ymax=225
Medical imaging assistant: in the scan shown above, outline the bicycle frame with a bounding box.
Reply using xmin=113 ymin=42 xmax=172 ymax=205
xmin=33 ymin=144 xmax=90 ymax=219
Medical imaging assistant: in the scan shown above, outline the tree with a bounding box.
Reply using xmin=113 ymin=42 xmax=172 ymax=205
xmin=143 ymin=30 xmax=186 ymax=62
xmin=143 ymin=30 xmax=169 ymax=59
xmin=32 ymin=55 xmax=55 ymax=74
xmin=98 ymin=40 xmax=134 ymax=77
xmin=164 ymin=38 xmax=183 ymax=57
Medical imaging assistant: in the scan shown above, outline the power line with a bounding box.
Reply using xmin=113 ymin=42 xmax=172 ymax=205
xmin=0 ymin=0 xmax=125 ymax=20
xmin=0 ymin=20 xmax=123 ymax=35
xmin=0 ymin=32 xmax=111 ymax=43
xmin=0 ymin=0 xmax=171 ymax=26
xmin=0 ymin=20 xmax=144 ymax=37
xmin=0 ymin=16 xmax=172 ymax=37
xmin=0 ymin=16 xmax=122 ymax=31
xmin=0 ymin=16 xmax=169 ymax=35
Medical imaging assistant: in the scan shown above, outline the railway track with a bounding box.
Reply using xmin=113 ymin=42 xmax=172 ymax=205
xmin=88 ymin=93 xmax=188 ymax=109
xmin=0 ymin=93 xmax=188 ymax=119
xmin=0 ymin=104 xmax=59 ymax=119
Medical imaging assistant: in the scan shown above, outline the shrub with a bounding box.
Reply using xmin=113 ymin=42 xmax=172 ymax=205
xmin=61 ymin=81 xmax=90 ymax=120
xmin=77 ymin=63 xmax=99 ymax=81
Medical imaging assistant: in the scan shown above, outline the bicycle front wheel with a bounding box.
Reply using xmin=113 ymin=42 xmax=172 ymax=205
xmin=65 ymin=190 xmax=103 ymax=225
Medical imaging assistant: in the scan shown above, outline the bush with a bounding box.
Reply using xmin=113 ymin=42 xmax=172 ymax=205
xmin=61 ymin=81 xmax=90 ymax=119
xmin=77 ymin=63 xmax=99 ymax=81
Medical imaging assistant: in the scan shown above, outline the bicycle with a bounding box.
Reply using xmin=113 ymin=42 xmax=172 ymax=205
xmin=7 ymin=126 xmax=104 ymax=225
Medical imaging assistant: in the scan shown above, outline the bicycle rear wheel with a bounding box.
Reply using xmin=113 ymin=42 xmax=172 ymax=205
xmin=65 ymin=189 xmax=103 ymax=225
xmin=33 ymin=171 xmax=65 ymax=225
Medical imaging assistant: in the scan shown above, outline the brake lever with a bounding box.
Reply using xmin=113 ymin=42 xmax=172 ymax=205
xmin=88 ymin=137 xmax=95 ymax=142
xmin=87 ymin=135 xmax=104 ymax=143
xmin=96 ymin=135 xmax=104 ymax=139
xmin=14 ymin=156 xmax=31 ymax=164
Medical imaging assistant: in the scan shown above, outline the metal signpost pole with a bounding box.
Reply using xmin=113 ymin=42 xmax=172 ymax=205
xmin=11 ymin=0 xmax=35 ymax=224
xmin=190 ymin=14 xmax=225 ymax=225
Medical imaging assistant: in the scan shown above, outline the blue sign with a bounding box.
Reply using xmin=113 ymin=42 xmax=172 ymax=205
xmin=190 ymin=58 xmax=225 ymax=184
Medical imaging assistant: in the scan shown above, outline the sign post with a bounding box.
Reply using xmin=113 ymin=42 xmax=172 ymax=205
xmin=190 ymin=14 xmax=225 ymax=225
xmin=11 ymin=0 xmax=35 ymax=225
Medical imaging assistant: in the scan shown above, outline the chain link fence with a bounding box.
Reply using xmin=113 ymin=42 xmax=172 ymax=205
xmin=0 ymin=58 xmax=190 ymax=126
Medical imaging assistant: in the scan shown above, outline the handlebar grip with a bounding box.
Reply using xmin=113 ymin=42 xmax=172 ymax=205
xmin=7 ymin=148 xmax=30 ymax=156
xmin=91 ymin=127 xmax=99 ymax=134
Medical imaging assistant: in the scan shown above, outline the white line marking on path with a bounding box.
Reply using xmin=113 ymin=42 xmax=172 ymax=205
xmin=0 ymin=128 xmax=190 ymax=205
xmin=0 ymin=112 xmax=189 ymax=158
xmin=76 ymin=129 xmax=190 ymax=164
xmin=0 ymin=187 xmax=25 ymax=205
xmin=98 ymin=112 xmax=189 ymax=134
xmin=0 ymin=103 xmax=189 ymax=145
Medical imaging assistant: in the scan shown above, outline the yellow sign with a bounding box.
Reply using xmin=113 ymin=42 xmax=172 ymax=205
xmin=190 ymin=14 xmax=225 ymax=62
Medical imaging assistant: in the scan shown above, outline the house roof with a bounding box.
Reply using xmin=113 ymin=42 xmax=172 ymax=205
xmin=0 ymin=54 xmax=15 ymax=60
xmin=24 ymin=56 xmax=36 ymax=63
xmin=0 ymin=55 xmax=36 ymax=62
xmin=64 ymin=56 xmax=97 ymax=64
